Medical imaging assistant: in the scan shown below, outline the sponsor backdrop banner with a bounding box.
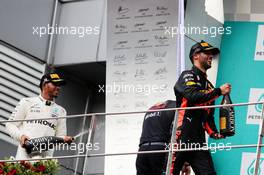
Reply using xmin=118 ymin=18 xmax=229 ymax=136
xmin=240 ymin=152 xmax=264 ymax=175
xmin=255 ymin=25 xmax=264 ymax=61
xmin=106 ymin=0 xmax=178 ymax=174
xmin=210 ymin=22 xmax=264 ymax=175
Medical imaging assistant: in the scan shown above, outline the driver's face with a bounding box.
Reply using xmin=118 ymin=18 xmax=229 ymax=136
xmin=197 ymin=51 xmax=214 ymax=70
xmin=44 ymin=82 xmax=61 ymax=98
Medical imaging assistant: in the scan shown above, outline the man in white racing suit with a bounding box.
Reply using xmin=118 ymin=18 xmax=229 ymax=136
xmin=6 ymin=73 xmax=72 ymax=160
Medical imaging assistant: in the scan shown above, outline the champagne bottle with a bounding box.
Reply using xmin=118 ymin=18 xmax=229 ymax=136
xmin=219 ymin=94 xmax=235 ymax=137
xmin=24 ymin=136 xmax=65 ymax=154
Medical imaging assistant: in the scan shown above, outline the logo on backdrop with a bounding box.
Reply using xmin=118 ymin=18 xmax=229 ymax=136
xmin=247 ymin=88 xmax=264 ymax=125
xmin=255 ymin=25 xmax=264 ymax=61
xmin=255 ymin=94 xmax=264 ymax=113
xmin=247 ymin=159 xmax=264 ymax=175
xmin=240 ymin=152 xmax=264 ymax=175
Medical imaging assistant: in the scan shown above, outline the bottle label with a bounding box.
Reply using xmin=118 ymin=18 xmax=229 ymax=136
xmin=220 ymin=117 xmax=227 ymax=130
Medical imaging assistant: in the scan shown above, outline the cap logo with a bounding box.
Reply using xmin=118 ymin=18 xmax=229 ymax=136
xmin=50 ymin=73 xmax=60 ymax=79
xmin=200 ymin=42 xmax=209 ymax=47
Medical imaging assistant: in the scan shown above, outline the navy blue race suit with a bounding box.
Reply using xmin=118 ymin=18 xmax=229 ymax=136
xmin=173 ymin=66 xmax=222 ymax=175
xmin=136 ymin=100 xmax=176 ymax=175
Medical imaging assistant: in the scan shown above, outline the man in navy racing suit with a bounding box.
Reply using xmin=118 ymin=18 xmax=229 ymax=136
xmin=136 ymin=100 xmax=191 ymax=175
xmin=173 ymin=40 xmax=231 ymax=175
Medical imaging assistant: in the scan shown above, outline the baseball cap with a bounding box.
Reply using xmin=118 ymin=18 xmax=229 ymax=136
xmin=39 ymin=73 xmax=66 ymax=89
xmin=189 ymin=40 xmax=220 ymax=61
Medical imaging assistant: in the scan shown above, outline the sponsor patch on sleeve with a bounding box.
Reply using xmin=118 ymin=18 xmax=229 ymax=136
xmin=183 ymin=73 xmax=195 ymax=83
xmin=185 ymin=81 xmax=196 ymax=86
